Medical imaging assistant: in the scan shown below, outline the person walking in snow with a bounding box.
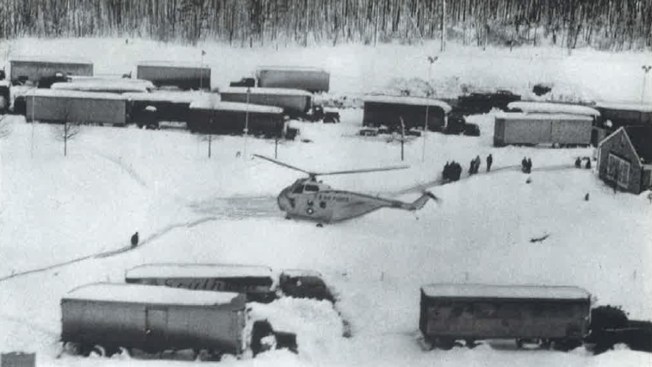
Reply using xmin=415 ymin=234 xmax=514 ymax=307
xmin=575 ymin=157 xmax=582 ymax=168
xmin=526 ymin=158 xmax=533 ymax=173
xmin=443 ymin=162 xmax=450 ymax=181
xmin=474 ymin=156 xmax=481 ymax=173
xmin=486 ymin=154 xmax=493 ymax=172
xmin=521 ymin=157 xmax=528 ymax=173
xmin=584 ymin=158 xmax=592 ymax=169
xmin=131 ymin=231 xmax=139 ymax=249
xmin=469 ymin=159 xmax=476 ymax=175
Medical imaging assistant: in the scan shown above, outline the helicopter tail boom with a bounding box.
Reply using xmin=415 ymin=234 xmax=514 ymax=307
xmin=401 ymin=191 xmax=439 ymax=211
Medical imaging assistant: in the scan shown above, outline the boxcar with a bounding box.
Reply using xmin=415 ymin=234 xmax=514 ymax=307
xmin=61 ymin=283 xmax=248 ymax=357
xmin=419 ymin=283 xmax=591 ymax=350
xmin=137 ymin=61 xmax=211 ymax=90
xmin=24 ymin=89 xmax=127 ymax=126
xmin=256 ymin=66 xmax=330 ymax=93
xmin=219 ymin=87 xmax=312 ymax=118
xmin=10 ymin=57 xmax=93 ymax=87
xmin=494 ymin=113 xmax=593 ymax=147
xmin=125 ymin=263 xmax=278 ymax=303
xmin=363 ymin=95 xmax=451 ymax=132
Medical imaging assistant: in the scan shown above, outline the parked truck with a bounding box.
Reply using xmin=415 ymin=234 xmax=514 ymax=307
xmin=256 ymin=66 xmax=330 ymax=93
xmin=61 ymin=283 xmax=254 ymax=359
xmin=24 ymin=89 xmax=127 ymax=126
xmin=419 ymin=283 xmax=591 ymax=350
xmin=363 ymin=95 xmax=452 ymax=132
xmin=493 ymin=113 xmax=593 ymax=147
xmin=219 ymin=87 xmax=312 ymax=119
xmin=9 ymin=57 xmax=93 ymax=87
xmin=136 ymin=61 xmax=211 ymax=90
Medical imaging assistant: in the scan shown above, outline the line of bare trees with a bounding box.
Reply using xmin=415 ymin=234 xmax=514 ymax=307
xmin=0 ymin=0 xmax=650 ymax=50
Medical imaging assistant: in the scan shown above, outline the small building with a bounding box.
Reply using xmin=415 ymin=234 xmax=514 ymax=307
xmin=597 ymin=125 xmax=652 ymax=194
xmin=136 ymin=61 xmax=211 ymax=90
xmin=363 ymin=95 xmax=451 ymax=132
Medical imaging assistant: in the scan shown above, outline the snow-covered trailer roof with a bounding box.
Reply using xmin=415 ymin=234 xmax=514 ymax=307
xmin=138 ymin=60 xmax=209 ymax=69
xmin=363 ymin=95 xmax=452 ymax=113
xmin=10 ymin=56 xmax=93 ymax=65
xmin=495 ymin=112 xmax=594 ymax=122
xmin=257 ymin=65 xmax=327 ymax=72
xmin=23 ymin=88 xmax=125 ymax=100
xmin=67 ymin=76 xmax=155 ymax=88
xmin=190 ymin=100 xmax=284 ymax=114
xmin=64 ymin=282 xmax=243 ymax=306
xmin=124 ymin=91 xmax=205 ymax=104
xmin=421 ymin=283 xmax=590 ymax=301
xmin=280 ymin=269 xmax=323 ymax=278
xmin=508 ymin=101 xmax=600 ymax=117
xmin=595 ymin=102 xmax=652 ymax=112
xmin=126 ymin=263 xmax=275 ymax=279
xmin=222 ymin=87 xmax=312 ymax=97
xmin=51 ymin=81 xmax=150 ymax=94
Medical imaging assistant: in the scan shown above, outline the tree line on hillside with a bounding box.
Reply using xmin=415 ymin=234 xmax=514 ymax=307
xmin=0 ymin=0 xmax=650 ymax=50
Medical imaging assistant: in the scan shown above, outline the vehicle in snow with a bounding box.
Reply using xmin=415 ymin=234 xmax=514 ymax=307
xmin=493 ymin=112 xmax=593 ymax=147
xmin=254 ymin=154 xmax=439 ymax=224
xmin=60 ymin=282 xmax=264 ymax=359
xmin=125 ymin=263 xmax=278 ymax=303
xmin=362 ymin=95 xmax=451 ymax=132
xmin=279 ymin=269 xmax=335 ymax=302
xmin=456 ymin=90 xmax=521 ymax=114
xmin=9 ymin=57 xmax=93 ymax=87
xmin=123 ymin=91 xmax=203 ymax=128
xmin=187 ymin=97 xmax=288 ymax=138
xmin=24 ymin=89 xmax=127 ymax=126
xmin=136 ymin=61 xmax=211 ymax=90
xmin=0 ymin=80 xmax=9 ymax=113
xmin=419 ymin=283 xmax=591 ymax=350
xmin=255 ymin=66 xmax=330 ymax=93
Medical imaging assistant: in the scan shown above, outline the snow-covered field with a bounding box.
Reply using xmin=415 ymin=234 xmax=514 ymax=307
xmin=0 ymin=38 xmax=651 ymax=366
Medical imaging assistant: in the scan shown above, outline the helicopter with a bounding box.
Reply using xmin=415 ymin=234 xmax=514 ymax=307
xmin=254 ymin=154 xmax=439 ymax=224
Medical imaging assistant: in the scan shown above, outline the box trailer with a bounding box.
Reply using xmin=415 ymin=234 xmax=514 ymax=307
xmin=61 ymin=283 xmax=248 ymax=357
xmin=24 ymin=89 xmax=127 ymax=126
xmin=219 ymin=87 xmax=312 ymax=118
xmin=123 ymin=91 xmax=203 ymax=127
xmin=136 ymin=61 xmax=211 ymax=90
xmin=494 ymin=113 xmax=593 ymax=147
xmin=126 ymin=263 xmax=279 ymax=303
xmin=419 ymin=283 xmax=591 ymax=350
xmin=363 ymin=95 xmax=451 ymax=132
xmin=10 ymin=57 xmax=93 ymax=87
xmin=256 ymin=66 xmax=330 ymax=93
xmin=188 ymin=99 xmax=286 ymax=137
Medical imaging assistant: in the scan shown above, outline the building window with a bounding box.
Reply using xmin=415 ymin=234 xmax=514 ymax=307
xmin=606 ymin=153 xmax=631 ymax=188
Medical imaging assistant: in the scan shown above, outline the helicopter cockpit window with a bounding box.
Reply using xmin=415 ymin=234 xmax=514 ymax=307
xmin=292 ymin=185 xmax=304 ymax=194
xmin=304 ymin=184 xmax=319 ymax=192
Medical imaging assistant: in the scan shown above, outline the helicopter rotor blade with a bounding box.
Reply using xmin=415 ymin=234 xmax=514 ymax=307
xmin=317 ymin=165 xmax=410 ymax=176
xmin=253 ymin=154 xmax=315 ymax=176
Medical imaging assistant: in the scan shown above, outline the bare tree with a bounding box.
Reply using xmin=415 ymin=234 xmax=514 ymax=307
xmin=51 ymin=102 xmax=81 ymax=157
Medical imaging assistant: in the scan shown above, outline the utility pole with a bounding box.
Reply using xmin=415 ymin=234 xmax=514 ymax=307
xmin=243 ymin=87 xmax=250 ymax=159
xmin=440 ymin=0 xmax=446 ymax=52
xmin=422 ymin=56 xmax=438 ymax=162
xmin=642 ymin=65 xmax=652 ymax=103
xmin=30 ymin=85 xmax=37 ymax=158
xmin=400 ymin=117 xmax=405 ymax=161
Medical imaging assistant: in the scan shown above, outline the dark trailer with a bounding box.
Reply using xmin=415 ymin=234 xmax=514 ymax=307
xmin=9 ymin=57 xmax=93 ymax=87
xmin=256 ymin=66 xmax=330 ymax=93
xmin=419 ymin=283 xmax=591 ymax=350
xmin=188 ymin=99 xmax=285 ymax=137
xmin=595 ymin=102 xmax=652 ymax=128
xmin=126 ymin=263 xmax=278 ymax=303
xmin=123 ymin=91 xmax=204 ymax=128
xmin=24 ymin=89 xmax=127 ymax=126
xmin=136 ymin=61 xmax=211 ymax=90
xmin=61 ymin=282 xmax=247 ymax=356
xmin=219 ymin=87 xmax=312 ymax=118
xmin=363 ymin=95 xmax=452 ymax=132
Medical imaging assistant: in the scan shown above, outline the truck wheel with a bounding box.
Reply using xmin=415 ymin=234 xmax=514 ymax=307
xmin=435 ymin=337 xmax=455 ymax=350
xmin=465 ymin=339 xmax=477 ymax=349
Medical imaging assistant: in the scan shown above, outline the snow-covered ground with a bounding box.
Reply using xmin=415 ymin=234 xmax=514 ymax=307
xmin=0 ymin=38 xmax=651 ymax=366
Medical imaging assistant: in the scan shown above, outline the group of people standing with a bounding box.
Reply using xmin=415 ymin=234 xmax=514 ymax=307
xmin=443 ymin=154 xmax=493 ymax=181
xmin=521 ymin=157 xmax=533 ymax=173
xmin=575 ymin=157 xmax=592 ymax=169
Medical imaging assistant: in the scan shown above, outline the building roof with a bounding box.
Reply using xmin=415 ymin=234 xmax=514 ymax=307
xmin=363 ymin=95 xmax=452 ymax=113
xmin=624 ymin=125 xmax=652 ymax=163
xmin=126 ymin=263 xmax=275 ymax=279
xmin=507 ymin=101 xmax=600 ymax=117
xmin=64 ymin=282 xmax=243 ymax=306
xmin=421 ymin=283 xmax=590 ymax=300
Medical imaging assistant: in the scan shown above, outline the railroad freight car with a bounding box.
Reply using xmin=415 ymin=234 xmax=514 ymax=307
xmin=219 ymin=87 xmax=312 ymax=118
xmin=24 ymin=89 xmax=127 ymax=126
xmin=493 ymin=113 xmax=593 ymax=147
xmin=126 ymin=263 xmax=278 ymax=303
xmin=136 ymin=61 xmax=211 ymax=90
xmin=9 ymin=57 xmax=93 ymax=87
xmin=256 ymin=66 xmax=330 ymax=93
xmin=419 ymin=283 xmax=591 ymax=350
xmin=363 ymin=95 xmax=451 ymax=132
xmin=61 ymin=283 xmax=248 ymax=358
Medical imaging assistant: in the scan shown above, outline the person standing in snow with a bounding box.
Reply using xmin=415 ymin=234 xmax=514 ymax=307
xmin=469 ymin=159 xmax=475 ymax=175
xmin=575 ymin=157 xmax=582 ymax=168
xmin=474 ymin=156 xmax=481 ymax=173
xmin=521 ymin=157 xmax=528 ymax=173
xmin=526 ymin=158 xmax=533 ymax=173
xmin=486 ymin=154 xmax=493 ymax=172
xmin=131 ymin=232 xmax=139 ymax=249
xmin=584 ymin=158 xmax=592 ymax=169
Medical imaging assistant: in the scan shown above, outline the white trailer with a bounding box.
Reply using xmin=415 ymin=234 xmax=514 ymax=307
xmin=256 ymin=66 xmax=330 ymax=93
xmin=24 ymin=89 xmax=127 ymax=126
xmin=494 ymin=113 xmax=593 ymax=147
